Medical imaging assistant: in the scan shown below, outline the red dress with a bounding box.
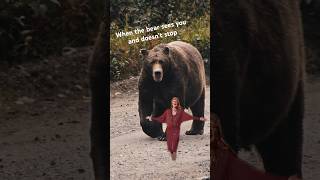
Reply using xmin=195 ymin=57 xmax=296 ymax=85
xmin=151 ymin=109 xmax=201 ymax=153
xmin=211 ymin=114 xmax=289 ymax=180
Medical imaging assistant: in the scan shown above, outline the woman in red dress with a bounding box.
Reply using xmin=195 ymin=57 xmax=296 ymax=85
xmin=146 ymin=97 xmax=206 ymax=160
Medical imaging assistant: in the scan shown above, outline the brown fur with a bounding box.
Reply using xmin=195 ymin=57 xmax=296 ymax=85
xmin=213 ymin=0 xmax=305 ymax=177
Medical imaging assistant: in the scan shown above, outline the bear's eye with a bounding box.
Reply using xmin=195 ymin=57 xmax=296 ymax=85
xmin=159 ymin=60 xmax=164 ymax=64
xmin=150 ymin=60 xmax=156 ymax=64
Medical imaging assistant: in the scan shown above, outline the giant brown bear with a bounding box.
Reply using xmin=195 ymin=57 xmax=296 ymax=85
xmin=138 ymin=41 xmax=206 ymax=140
xmin=213 ymin=0 xmax=305 ymax=178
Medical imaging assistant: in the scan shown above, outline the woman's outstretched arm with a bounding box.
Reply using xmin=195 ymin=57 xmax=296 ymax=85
xmin=180 ymin=110 xmax=206 ymax=122
xmin=146 ymin=109 xmax=168 ymax=123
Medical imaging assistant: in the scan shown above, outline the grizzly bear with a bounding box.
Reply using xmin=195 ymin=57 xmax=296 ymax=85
xmin=213 ymin=0 xmax=305 ymax=178
xmin=138 ymin=41 xmax=206 ymax=140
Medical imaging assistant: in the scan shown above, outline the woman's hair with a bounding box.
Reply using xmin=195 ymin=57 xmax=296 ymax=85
xmin=171 ymin=97 xmax=182 ymax=109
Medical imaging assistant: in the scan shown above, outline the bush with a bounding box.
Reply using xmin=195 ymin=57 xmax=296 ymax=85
xmin=111 ymin=0 xmax=209 ymax=29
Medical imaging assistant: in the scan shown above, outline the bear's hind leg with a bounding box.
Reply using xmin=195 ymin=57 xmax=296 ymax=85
xmin=256 ymin=81 xmax=304 ymax=178
xmin=186 ymin=88 xmax=205 ymax=135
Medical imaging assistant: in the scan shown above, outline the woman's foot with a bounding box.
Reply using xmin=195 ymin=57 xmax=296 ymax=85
xmin=171 ymin=152 xmax=177 ymax=161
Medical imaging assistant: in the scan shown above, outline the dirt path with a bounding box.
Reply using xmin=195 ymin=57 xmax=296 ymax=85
xmin=0 ymin=76 xmax=319 ymax=180
xmin=0 ymin=98 xmax=94 ymax=180
xmin=110 ymin=86 xmax=211 ymax=180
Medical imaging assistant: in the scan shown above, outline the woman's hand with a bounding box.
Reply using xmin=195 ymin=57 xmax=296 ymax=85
xmin=146 ymin=116 xmax=151 ymax=121
xmin=200 ymin=117 xmax=207 ymax=121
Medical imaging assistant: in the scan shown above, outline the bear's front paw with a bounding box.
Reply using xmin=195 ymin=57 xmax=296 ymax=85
xmin=185 ymin=129 xmax=204 ymax=135
xmin=157 ymin=133 xmax=167 ymax=141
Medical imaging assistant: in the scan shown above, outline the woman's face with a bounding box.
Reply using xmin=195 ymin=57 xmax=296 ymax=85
xmin=172 ymin=99 xmax=178 ymax=108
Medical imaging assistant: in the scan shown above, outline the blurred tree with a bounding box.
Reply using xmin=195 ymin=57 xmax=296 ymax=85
xmin=0 ymin=0 xmax=102 ymax=64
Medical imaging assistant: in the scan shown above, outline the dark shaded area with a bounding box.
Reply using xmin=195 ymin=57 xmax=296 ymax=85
xmin=0 ymin=0 xmax=103 ymax=64
xmin=301 ymin=2 xmax=320 ymax=74
xmin=211 ymin=1 xmax=320 ymax=179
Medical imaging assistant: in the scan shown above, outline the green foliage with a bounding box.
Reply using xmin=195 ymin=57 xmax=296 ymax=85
xmin=110 ymin=0 xmax=210 ymax=81
xmin=0 ymin=0 xmax=102 ymax=63
xmin=111 ymin=0 xmax=209 ymax=29
xmin=110 ymin=56 xmax=129 ymax=80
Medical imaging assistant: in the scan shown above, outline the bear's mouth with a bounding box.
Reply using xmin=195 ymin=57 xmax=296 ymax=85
xmin=153 ymin=70 xmax=163 ymax=82
xmin=152 ymin=64 xmax=163 ymax=82
xmin=153 ymin=72 xmax=162 ymax=82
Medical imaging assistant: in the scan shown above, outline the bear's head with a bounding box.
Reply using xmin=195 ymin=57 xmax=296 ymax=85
xmin=140 ymin=44 xmax=173 ymax=82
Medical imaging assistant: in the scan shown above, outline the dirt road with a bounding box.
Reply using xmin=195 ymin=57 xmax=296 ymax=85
xmin=0 ymin=98 xmax=95 ymax=180
xmin=0 ymin=76 xmax=320 ymax=180
xmin=110 ymin=84 xmax=211 ymax=180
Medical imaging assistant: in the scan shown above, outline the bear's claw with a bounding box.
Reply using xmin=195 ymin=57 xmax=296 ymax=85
xmin=157 ymin=133 xmax=167 ymax=141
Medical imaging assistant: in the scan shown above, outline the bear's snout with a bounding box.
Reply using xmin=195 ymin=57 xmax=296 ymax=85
xmin=152 ymin=64 xmax=163 ymax=82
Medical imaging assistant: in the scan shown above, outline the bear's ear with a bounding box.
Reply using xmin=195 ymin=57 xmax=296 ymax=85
xmin=163 ymin=46 xmax=170 ymax=55
xmin=140 ymin=49 xmax=149 ymax=56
